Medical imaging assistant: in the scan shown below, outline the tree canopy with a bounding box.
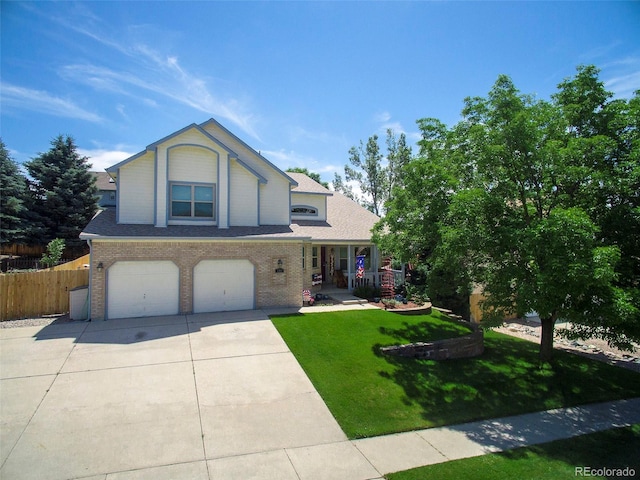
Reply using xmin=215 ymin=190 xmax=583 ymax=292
xmin=24 ymin=135 xmax=98 ymax=246
xmin=336 ymin=130 xmax=412 ymax=215
xmin=0 ymin=139 xmax=29 ymax=244
xmin=374 ymin=65 xmax=639 ymax=362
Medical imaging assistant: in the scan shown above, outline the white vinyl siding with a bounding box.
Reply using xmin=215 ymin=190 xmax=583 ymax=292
xmin=229 ymin=161 xmax=258 ymax=226
xmin=168 ymin=145 xmax=217 ymax=183
xmin=201 ymin=121 xmax=292 ymax=225
xmin=201 ymin=123 xmax=261 ymax=165
xmin=260 ymin=175 xmax=290 ymax=225
xmin=290 ymin=192 xmax=327 ymax=221
xmin=118 ymin=153 xmax=155 ymax=224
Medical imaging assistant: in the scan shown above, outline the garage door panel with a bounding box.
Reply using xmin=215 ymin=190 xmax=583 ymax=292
xmin=107 ymin=261 xmax=179 ymax=319
xmin=193 ymin=260 xmax=254 ymax=313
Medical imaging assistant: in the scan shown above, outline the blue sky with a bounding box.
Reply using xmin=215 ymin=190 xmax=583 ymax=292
xmin=2 ymin=1 xmax=639 ymax=184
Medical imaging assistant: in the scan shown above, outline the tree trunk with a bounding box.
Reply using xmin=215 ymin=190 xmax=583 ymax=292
xmin=539 ymin=312 xmax=557 ymax=363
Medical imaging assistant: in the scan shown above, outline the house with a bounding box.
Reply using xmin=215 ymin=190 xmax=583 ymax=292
xmin=80 ymin=118 xmax=382 ymax=320
xmin=92 ymin=172 xmax=117 ymax=207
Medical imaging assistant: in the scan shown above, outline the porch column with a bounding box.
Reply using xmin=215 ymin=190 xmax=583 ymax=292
xmin=372 ymin=245 xmax=379 ymax=287
xmin=347 ymin=244 xmax=353 ymax=290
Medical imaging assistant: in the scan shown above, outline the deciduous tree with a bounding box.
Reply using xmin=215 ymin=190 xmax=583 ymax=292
xmin=345 ymin=135 xmax=388 ymax=215
xmin=375 ymin=66 xmax=639 ymax=362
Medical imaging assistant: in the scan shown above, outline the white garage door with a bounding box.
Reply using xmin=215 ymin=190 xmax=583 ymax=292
xmin=107 ymin=261 xmax=179 ymax=319
xmin=193 ymin=259 xmax=255 ymax=313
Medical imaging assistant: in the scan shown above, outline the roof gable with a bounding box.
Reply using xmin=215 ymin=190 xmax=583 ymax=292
xmin=92 ymin=172 xmax=116 ymax=191
xmin=288 ymin=172 xmax=333 ymax=196
xmin=199 ymin=118 xmax=298 ymax=187
xmin=106 ymin=123 xmax=238 ymax=173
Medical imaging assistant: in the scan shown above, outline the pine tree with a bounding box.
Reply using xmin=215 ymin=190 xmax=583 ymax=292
xmin=0 ymin=139 xmax=29 ymax=244
xmin=25 ymin=135 xmax=98 ymax=246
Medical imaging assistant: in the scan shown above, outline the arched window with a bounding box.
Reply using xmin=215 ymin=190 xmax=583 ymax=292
xmin=291 ymin=205 xmax=318 ymax=216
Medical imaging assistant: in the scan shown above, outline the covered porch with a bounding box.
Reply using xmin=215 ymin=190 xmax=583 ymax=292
xmin=304 ymin=243 xmax=405 ymax=293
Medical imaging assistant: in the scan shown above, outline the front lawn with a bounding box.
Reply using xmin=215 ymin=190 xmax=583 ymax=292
xmin=271 ymin=310 xmax=640 ymax=439
xmin=386 ymin=425 xmax=640 ymax=480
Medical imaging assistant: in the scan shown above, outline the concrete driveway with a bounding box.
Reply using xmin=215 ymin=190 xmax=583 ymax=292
xmin=0 ymin=311 xmax=381 ymax=480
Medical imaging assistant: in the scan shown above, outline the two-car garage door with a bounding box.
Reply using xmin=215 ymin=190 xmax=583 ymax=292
xmin=106 ymin=260 xmax=254 ymax=319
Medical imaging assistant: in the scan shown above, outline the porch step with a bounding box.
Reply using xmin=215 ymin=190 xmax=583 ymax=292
xmin=339 ymin=298 xmax=369 ymax=305
xmin=328 ymin=293 xmax=369 ymax=305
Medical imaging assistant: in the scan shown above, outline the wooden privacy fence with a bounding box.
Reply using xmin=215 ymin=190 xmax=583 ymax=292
xmin=48 ymin=254 xmax=90 ymax=271
xmin=0 ymin=269 xmax=90 ymax=321
xmin=1 ymin=244 xmax=88 ymax=258
xmin=469 ymin=292 xmax=518 ymax=323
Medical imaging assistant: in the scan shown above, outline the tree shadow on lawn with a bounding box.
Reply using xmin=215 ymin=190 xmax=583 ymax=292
xmin=492 ymin=425 xmax=640 ymax=477
xmin=390 ymin=426 xmax=640 ymax=480
xmin=375 ymin=329 xmax=640 ymax=430
xmin=378 ymin=318 xmax=472 ymax=344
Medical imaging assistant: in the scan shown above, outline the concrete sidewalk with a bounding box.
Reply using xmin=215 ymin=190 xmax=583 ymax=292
xmin=1 ymin=310 xmax=639 ymax=480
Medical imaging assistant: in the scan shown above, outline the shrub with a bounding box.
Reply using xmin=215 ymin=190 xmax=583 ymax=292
xmin=404 ymin=283 xmax=431 ymax=305
xmin=41 ymin=238 xmax=65 ymax=268
xmin=382 ymin=298 xmax=399 ymax=309
xmin=353 ymin=285 xmax=381 ymax=300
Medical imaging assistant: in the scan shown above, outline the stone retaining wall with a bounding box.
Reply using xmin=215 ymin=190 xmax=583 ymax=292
xmin=380 ymin=323 xmax=484 ymax=360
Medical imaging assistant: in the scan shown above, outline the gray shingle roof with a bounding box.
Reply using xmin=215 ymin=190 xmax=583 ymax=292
xmin=293 ymin=188 xmax=380 ymax=242
xmin=92 ymin=172 xmax=116 ymax=191
xmin=81 ymin=174 xmax=380 ymax=244
xmin=288 ymin=172 xmax=333 ymax=195
xmin=80 ymin=209 xmax=303 ymax=240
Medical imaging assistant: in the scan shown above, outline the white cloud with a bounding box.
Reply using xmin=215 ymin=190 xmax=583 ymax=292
xmin=598 ymin=55 xmax=640 ymax=99
xmin=50 ymin=11 xmax=261 ymax=140
xmin=0 ymin=82 xmax=103 ymax=122
xmin=371 ymin=113 xmax=422 ymax=148
xmin=373 ymin=111 xmax=392 ymax=123
xmin=602 ymin=55 xmax=640 ymax=98
xmin=116 ymin=104 xmax=129 ymax=121
xmin=379 ymin=121 xmax=406 ymax=135
xmin=78 ymin=148 xmax=135 ymax=172
xmin=286 ymin=125 xmax=333 ymax=143
xmin=260 ymin=149 xmax=344 ymax=184
xmin=261 ymin=148 xmax=317 ymax=169
xmin=372 ymin=112 xmax=409 ymax=136
xmin=605 ymin=70 xmax=640 ymax=99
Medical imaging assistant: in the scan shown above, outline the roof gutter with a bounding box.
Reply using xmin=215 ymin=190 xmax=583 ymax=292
xmin=79 ymin=234 xmax=313 ymax=242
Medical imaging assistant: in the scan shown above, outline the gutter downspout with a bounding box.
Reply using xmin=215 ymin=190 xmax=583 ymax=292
xmin=86 ymin=239 xmax=92 ymax=321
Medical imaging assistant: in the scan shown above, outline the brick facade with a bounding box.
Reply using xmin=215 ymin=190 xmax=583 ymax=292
xmin=90 ymin=240 xmax=303 ymax=320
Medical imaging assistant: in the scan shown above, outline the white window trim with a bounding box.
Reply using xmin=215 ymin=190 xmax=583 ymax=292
xmin=169 ymin=182 xmax=216 ymax=221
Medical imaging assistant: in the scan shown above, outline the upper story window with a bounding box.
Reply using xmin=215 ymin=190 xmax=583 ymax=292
xmin=170 ymin=183 xmax=215 ymax=219
xmin=291 ymin=205 xmax=318 ymax=216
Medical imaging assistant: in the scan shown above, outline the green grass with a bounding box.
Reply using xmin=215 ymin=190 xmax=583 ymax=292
xmin=271 ymin=310 xmax=640 ymax=439
xmin=386 ymin=425 xmax=640 ymax=480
